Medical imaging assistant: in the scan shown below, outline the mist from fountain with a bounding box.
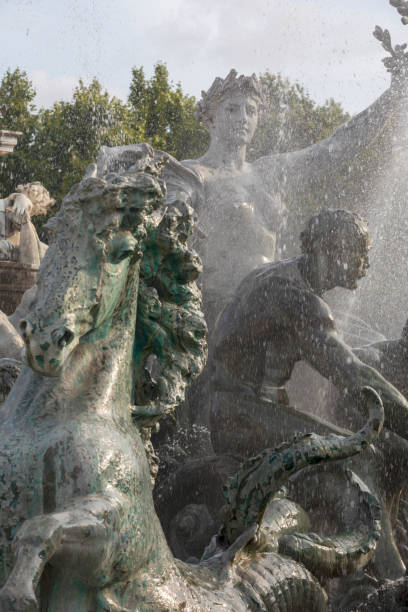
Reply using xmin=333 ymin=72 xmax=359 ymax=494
xmin=348 ymin=110 xmax=408 ymax=341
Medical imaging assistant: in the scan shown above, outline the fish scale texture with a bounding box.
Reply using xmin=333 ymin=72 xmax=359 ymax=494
xmin=235 ymin=553 xmax=327 ymax=611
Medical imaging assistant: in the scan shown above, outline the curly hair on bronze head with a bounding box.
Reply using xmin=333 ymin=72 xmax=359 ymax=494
xmin=195 ymin=69 xmax=263 ymax=130
xmin=300 ymin=208 xmax=370 ymax=256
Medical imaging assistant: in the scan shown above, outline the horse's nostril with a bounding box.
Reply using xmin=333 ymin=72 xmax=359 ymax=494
xmin=19 ymin=320 xmax=29 ymax=341
xmin=57 ymin=329 xmax=74 ymax=349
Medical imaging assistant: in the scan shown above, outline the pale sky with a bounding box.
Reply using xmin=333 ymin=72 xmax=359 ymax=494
xmin=1 ymin=0 xmax=408 ymax=114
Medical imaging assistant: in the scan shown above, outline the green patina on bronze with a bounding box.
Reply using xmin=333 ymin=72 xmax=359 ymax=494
xmin=0 ymin=145 xmax=385 ymax=611
xmin=219 ymin=387 xmax=383 ymax=579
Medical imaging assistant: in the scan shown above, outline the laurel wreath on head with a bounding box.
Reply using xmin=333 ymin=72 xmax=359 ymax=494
xmin=373 ymin=24 xmax=408 ymax=83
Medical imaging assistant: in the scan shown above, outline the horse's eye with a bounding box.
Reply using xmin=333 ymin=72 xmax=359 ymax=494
xmin=114 ymin=249 xmax=133 ymax=262
xmin=110 ymin=236 xmax=137 ymax=263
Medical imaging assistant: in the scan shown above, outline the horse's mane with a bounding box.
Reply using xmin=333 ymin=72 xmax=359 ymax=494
xmin=132 ymin=197 xmax=207 ymax=426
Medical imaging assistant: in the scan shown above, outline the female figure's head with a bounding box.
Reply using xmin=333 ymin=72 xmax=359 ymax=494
xmin=196 ymin=70 xmax=263 ymax=148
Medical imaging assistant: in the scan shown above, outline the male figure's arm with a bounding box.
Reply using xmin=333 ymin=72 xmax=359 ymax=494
xmin=294 ymin=291 xmax=408 ymax=438
xmin=214 ymin=270 xmax=408 ymax=437
xmin=353 ymin=345 xmax=383 ymax=365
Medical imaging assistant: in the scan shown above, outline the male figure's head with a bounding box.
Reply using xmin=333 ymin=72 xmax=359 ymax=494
xmin=196 ymin=69 xmax=263 ymax=147
xmin=300 ymin=208 xmax=370 ymax=293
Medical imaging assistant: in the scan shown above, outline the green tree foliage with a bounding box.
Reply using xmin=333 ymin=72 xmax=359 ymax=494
xmin=0 ymin=68 xmax=39 ymax=194
xmin=0 ymin=76 xmax=140 ymax=237
xmin=32 ymin=79 xmax=138 ymax=208
xmin=129 ymin=63 xmax=209 ymax=159
xmin=0 ymin=63 xmax=208 ymax=231
xmin=0 ymin=67 xmax=36 ymax=129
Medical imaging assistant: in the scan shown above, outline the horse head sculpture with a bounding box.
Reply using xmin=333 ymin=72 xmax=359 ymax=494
xmin=21 ymin=171 xmax=160 ymax=375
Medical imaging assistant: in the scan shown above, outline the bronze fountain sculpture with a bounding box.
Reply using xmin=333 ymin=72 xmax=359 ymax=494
xmin=0 ymin=147 xmax=388 ymax=611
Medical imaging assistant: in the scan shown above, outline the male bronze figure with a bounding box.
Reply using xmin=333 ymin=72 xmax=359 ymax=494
xmin=211 ymin=209 xmax=408 ymax=457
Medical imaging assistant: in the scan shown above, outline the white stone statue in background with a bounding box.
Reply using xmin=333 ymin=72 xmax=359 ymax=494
xmin=0 ymin=182 xmax=55 ymax=266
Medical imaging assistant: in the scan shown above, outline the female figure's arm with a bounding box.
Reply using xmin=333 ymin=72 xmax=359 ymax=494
xmin=256 ymin=27 xmax=408 ymax=191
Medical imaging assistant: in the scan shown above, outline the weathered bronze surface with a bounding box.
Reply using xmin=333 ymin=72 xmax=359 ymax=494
xmin=212 ymin=209 xmax=408 ymax=452
xmin=209 ymin=208 xmax=408 ymax=583
xmin=0 ymin=148 xmax=388 ymax=611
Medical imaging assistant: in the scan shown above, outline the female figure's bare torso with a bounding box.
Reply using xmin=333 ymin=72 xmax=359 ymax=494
xmin=184 ymin=158 xmax=285 ymax=319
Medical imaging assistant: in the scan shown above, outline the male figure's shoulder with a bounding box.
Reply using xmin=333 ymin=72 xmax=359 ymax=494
xmin=215 ymin=257 xmax=336 ymax=357
xmin=223 ymin=258 xmax=328 ymax=319
xmin=253 ymin=258 xmax=335 ymax=326
xmin=252 ymin=257 xmax=304 ymax=286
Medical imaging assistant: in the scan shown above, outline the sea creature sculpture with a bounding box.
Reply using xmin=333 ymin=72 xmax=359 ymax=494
xmin=0 ymin=146 xmax=385 ymax=611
